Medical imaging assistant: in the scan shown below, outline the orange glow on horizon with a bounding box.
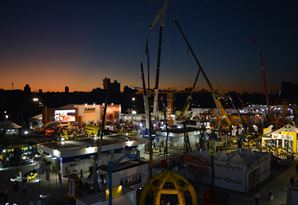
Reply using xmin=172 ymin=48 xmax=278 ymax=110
xmin=0 ymin=60 xmax=266 ymax=93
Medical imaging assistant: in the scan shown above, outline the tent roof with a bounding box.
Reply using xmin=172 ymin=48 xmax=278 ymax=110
xmin=0 ymin=121 xmax=22 ymax=129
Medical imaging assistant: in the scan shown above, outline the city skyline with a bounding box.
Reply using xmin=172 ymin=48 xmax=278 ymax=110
xmin=0 ymin=0 xmax=297 ymax=92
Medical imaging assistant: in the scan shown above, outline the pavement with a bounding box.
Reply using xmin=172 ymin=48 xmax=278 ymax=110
xmin=1 ymin=152 xmax=297 ymax=205
xmin=0 ymin=163 xmax=69 ymax=205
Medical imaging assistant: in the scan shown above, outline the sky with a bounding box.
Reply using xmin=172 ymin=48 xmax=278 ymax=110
xmin=0 ymin=0 xmax=297 ymax=93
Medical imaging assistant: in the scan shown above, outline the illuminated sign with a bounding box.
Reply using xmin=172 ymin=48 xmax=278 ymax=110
xmin=54 ymin=110 xmax=76 ymax=122
xmin=84 ymin=107 xmax=96 ymax=113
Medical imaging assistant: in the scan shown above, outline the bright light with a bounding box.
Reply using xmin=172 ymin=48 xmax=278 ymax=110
xmin=24 ymin=130 xmax=29 ymax=135
xmin=5 ymin=115 xmax=8 ymax=119
xmin=132 ymin=97 xmax=135 ymax=101
xmin=33 ymin=97 xmax=39 ymax=102
xmin=126 ymin=139 xmax=134 ymax=146
xmin=53 ymin=149 xmax=60 ymax=157
xmin=131 ymin=110 xmax=137 ymax=115
xmin=2 ymin=149 xmax=6 ymax=153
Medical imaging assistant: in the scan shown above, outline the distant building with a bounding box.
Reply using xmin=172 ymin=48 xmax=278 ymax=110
xmin=109 ymin=80 xmax=121 ymax=94
xmin=65 ymin=86 xmax=69 ymax=93
xmin=103 ymin=78 xmax=120 ymax=93
xmin=24 ymin=84 xmax=31 ymax=93
xmin=103 ymin=77 xmax=111 ymax=89
xmin=280 ymin=81 xmax=298 ymax=102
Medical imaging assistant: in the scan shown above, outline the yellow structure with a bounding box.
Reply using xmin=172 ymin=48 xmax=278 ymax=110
xmin=262 ymin=124 xmax=298 ymax=154
xmin=139 ymin=171 xmax=198 ymax=205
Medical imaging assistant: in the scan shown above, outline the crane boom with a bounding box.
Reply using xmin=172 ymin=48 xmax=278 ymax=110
xmin=141 ymin=62 xmax=153 ymax=179
xmin=151 ymin=0 xmax=171 ymax=119
xmin=254 ymin=40 xmax=270 ymax=117
xmin=174 ymin=18 xmax=231 ymax=126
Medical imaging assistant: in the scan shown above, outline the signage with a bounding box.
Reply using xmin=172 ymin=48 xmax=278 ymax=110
xmin=120 ymin=173 xmax=141 ymax=186
xmin=54 ymin=110 xmax=76 ymax=122
xmin=84 ymin=107 xmax=96 ymax=113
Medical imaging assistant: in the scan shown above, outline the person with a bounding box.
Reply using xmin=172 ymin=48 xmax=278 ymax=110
xmin=254 ymin=192 xmax=260 ymax=205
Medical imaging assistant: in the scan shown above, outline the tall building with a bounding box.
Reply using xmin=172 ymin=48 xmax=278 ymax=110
xmin=24 ymin=84 xmax=31 ymax=93
xmin=103 ymin=78 xmax=111 ymax=90
xmin=65 ymin=86 xmax=69 ymax=93
xmin=109 ymin=80 xmax=121 ymax=94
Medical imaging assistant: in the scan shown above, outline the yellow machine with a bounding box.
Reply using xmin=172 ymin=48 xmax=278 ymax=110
xmin=84 ymin=125 xmax=99 ymax=136
xmin=25 ymin=170 xmax=38 ymax=182
xmin=139 ymin=171 xmax=198 ymax=205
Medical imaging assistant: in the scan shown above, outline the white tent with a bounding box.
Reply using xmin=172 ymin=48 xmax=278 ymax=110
xmin=0 ymin=121 xmax=22 ymax=135
xmin=214 ymin=150 xmax=270 ymax=192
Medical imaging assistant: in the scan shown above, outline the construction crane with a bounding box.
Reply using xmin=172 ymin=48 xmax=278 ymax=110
xmin=150 ymin=0 xmax=171 ymax=119
xmin=177 ymin=64 xmax=200 ymax=120
xmin=253 ymin=40 xmax=270 ymax=118
xmin=141 ymin=62 xmax=154 ymax=179
xmin=173 ymin=18 xmax=232 ymax=129
xmin=228 ymin=96 xmax=247 ymax=126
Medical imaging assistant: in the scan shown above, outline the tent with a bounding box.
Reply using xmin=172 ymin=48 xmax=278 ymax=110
xmin=0 ymin=121 xmax=22 ymax=135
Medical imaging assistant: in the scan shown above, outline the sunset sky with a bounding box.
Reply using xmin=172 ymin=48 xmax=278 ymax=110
xmin=0 ymin=0 xmax=297 ymax=92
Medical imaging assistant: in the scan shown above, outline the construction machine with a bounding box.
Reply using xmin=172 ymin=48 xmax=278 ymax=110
xmin=150 ymin=0 xmax=171 ymax=119
xmin=173 ymin=18 xmax=232 ymax=131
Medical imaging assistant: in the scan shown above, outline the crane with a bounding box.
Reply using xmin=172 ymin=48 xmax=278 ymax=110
xmin=173 ymin=18 xmax=231 ymax=129
xmin=150 ymin=0 xmax=171 ymax=119
xmin=177 ymin=65 xmax=200 ymax=120
xmin=141 ymin=62 xmax=154 ymax=179
xmin=253 ymin=40 xmax=270 ymax=118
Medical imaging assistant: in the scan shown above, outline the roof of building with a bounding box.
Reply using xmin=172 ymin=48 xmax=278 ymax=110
xmin=0 ymin=121 xmax=22 ymax=129
xmin=270 ymin=124 xmax=298 ymax=134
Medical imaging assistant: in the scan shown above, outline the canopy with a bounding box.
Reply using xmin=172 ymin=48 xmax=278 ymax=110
xmin=0 ymin=121 xmax=22 ymax=129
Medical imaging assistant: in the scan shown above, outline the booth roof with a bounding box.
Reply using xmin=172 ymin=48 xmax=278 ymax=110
xmin=0 ymin=121 xmax=22 ymax=129
xmin=215 ymin=150 xmax=265 ymax=165
xmin=268 ymin=124 xmax=298 ymax=136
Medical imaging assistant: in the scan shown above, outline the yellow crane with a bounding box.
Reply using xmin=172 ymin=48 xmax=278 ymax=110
xmin=173 ymin=18 xmax=231 ymax=128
